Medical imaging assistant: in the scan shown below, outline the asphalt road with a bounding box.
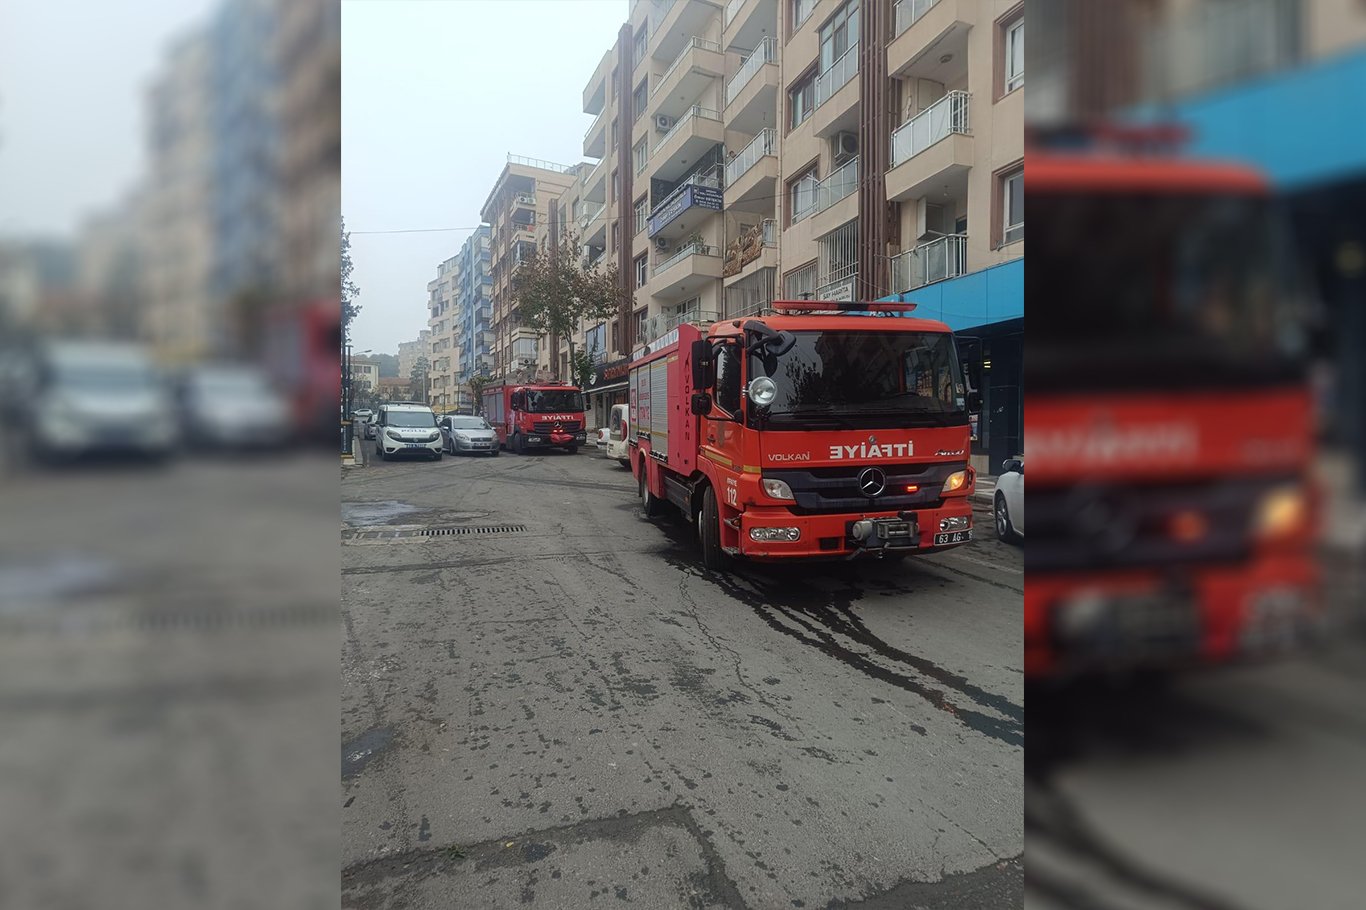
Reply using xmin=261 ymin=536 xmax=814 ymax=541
xmin=341 ymin=443 xmax=1025 ymax=908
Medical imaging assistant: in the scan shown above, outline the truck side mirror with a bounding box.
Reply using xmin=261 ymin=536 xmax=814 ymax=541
xmin=690 ymin=339 xmax=713 ymax=390
xmin=690 ymin=392 xmax=712 ymax=416
xmin=967 ymin=390 xmax=982 ymax=413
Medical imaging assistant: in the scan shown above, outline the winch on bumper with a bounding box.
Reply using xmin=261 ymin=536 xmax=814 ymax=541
xmin=735 ymin=502 xmax=973 ymax=559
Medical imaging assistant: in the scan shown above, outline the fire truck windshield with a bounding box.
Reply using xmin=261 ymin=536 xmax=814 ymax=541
xmin=525 ymin=389 xmax=584 ymax=413
xmin=749 ymin=330 xmax=967 ymax=429
xmin=1029 ymin=192 xmax=1308 ymax=392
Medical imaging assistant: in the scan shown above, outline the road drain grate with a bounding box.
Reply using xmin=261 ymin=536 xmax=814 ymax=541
xmin=344 ymin=525 xmax=527 ymax=540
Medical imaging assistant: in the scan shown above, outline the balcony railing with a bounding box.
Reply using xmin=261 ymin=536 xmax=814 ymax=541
xmin=507 ymin=153 xmax=575 ymax=174
xmin=894 ymin=0 xmax=942 ymax=37
xmin=723 ymin=218 xmax=777 ymax=277
xmin=578 ymin=200 xmax=604 ymax=232
xmin=814 ymin=156 xmax=858 ymax=214
xmin=891 ymin=233 xmax=968 ymax=292
xmin=724 ymin=128 xmax=775 ymax=187
xmin=891 ymin=91 xmax=970 ymax=167
xmin=653 ymin=241 xmax=717 ymax=276
xmin=726 ymin=37 xmax=776 ymax=106
xmin=584 ymin=110 xmax=603 ymax=141
xmin=653 ymin=105 xmax=722 ymax=154
xmin=652 ymin=37 xmax=722 ymax=98
xmin=725 ymin=0 xmax=746 ymax=27
xmin=814 ymin=42 xmax=859 ymax=108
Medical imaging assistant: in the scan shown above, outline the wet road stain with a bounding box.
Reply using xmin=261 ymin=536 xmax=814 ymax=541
xmin=342 ymin=500 xmax=424 ymax=526
xmin=342 ymin=725 xmax=395 ymax=779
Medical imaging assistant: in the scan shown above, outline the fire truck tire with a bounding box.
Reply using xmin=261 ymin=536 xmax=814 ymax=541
xmin=567 ymin=446 xmax=579 ymax=454
xmin=513 ymin=433 xmax=523 ymax=455
xmin=698 ymin=486 xmax=731 ymax=572
xmin=639 ymin=461 xmax=663 ymax=518
xmin=995 ymin=492 xmax=1019 ymax=543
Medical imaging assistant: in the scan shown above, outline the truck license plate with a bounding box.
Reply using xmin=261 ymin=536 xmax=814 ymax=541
xmin=934 ymin=529 xmax=972 ymax=545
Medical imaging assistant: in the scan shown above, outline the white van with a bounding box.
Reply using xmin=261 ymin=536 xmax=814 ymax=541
xmin=605 ymin=403 xmax=629 ymax=467
xmin=373 ymin=403 xmax=442 ymax=461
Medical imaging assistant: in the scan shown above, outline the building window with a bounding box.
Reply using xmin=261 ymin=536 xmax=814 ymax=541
xmin=634 ymin=252 xmax=648 ymax=289
xmin=611 ymin=169 xmax=619 ymax=205
xmin=634 ymin=138 xmax=648 ymax=175
xmin=633 ymin=26 xmax=647 ymax=66
xmin=571 ymin=197 xmax=580 ymax=220
xmin=996 ymin=6 xmax=1024 ymax=97
xmin=633 ymin=79 xmax=647 ymax=121
xmin=634 ymin=196 xmax=648 ymax=236
xmin=611 ymin=221 xmax=620 ymax=254
xmin=611 ymin=117 xmax=619 ymax=150
xmin=632 ymin=308 xmax=646 ymax=343
xmin=789 ymin=70 xmax=815 ymax=130
xmin=787 ymin=164 xmax=819 ymax=224
xmin=611 ymin=320 xmax=619 ymax=351
xmin=818 ymin=0 xmax=859 ymax=74
xmin=999 ymin=165 xmax=1024 ymax=245
xmin=784 ymin=261 xmax=817 ymax=300
xmin=612 ymin=66 xmax=619 ymax=100
xmin=791 ymin=0 xmax=817 ymax=32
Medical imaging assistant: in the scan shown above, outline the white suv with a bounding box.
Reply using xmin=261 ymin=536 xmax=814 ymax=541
xmin=373 ymin=403 xmax=442 ymax=461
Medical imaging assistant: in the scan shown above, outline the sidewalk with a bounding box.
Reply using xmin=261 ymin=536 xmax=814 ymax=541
xmin=971 ymin=474 xmax=996 ymax=507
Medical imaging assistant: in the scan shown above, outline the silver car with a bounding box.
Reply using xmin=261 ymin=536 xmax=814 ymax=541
xmin=440 ymin=414 xmax=500 ymax=456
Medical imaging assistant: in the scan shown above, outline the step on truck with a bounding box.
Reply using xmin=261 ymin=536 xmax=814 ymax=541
xmin=629 ymin=301 xmax=983 ymax=568
xmin=482 ymin=381 xmax=588 ymax=454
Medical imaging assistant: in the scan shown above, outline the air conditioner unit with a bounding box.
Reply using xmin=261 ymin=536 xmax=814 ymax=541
xmin=655 ymin=114 xmax=675 ymax=132
xmin=654 ymin=236 xmax=670 ymax=251
xmin=916 ymin=200 xmax=948 ymax=240
xmin=833 ymin=131 xmax=859 ymax=163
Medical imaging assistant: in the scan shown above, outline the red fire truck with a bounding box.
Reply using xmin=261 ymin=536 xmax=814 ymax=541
xmin=629 ymin=301 xmax=982 ymax=569
xmin=1027 ymin=124 xmax=1319 ymax=677
xmin=482 ymin=381 xmax=589 ymax=454
xmin=262 ymin=297 xmax=340 ymax=444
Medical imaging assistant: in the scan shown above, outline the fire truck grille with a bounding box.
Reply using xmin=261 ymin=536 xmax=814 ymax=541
xmin=532 ymin=420 xmax=583 ymax=433
xmin=763 ymin=462 xmax=963 ymax=515
xmin=1026 ymin=476 xmax=1293 ymax=573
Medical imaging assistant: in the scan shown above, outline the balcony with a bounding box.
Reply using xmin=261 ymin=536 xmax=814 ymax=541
xmin=811 ymin=44 xmax=860 ymax=138
xmin=723 ymin=219 xmax=777 ymax=284
xmin=647 ymin=172 xmax=722 ymax=243
xmin=811 ymin=156 xmax=858 ymax=232
xmin=723 ymin=127 xmax=777 ymax=211
xmin=648 ymin=37 xmax=724 ymax=122
xmin=890 ymin=233 xmax=968 ymax=292
xmin=648 ymin=104 xmax=724 ymax=183
xmin=723 ymin=0 xmax=778 ymax=53
xmin=649 ymin=241 xmax=723 ymax=302
xmin=577 ymin=200 xmax=605 ymax=235
xmin=512 ymin=192 xmax=537 ymax=218
xmin=724 ymin=37 xmax=778 ymax=135
xmin=888 ymin=0 xmax=973 ymax=82
xmin=648 ymin=0 xmax=716 ymax=64
xmin=815 ymin=219 xmax=859 ymax=302
xmin=886 ymin=94 xmax=972 ymax=203
xmin=583 ymin=45 xmax=611 ymax=115
xmin=583 ymin=157 xmax=607 ymax=203
xmin=583 ymin=109 xmax=606 ymax=158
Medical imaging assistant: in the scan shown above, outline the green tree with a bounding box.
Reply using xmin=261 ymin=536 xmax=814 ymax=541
xmin=511 ymin=230 xmax=628 ymax=380
xmin=570 ymin=347 xmax=595 ymax=392
xmin=410 ymin=355 xmax=430 ymax=404
xmin=341 ymin=216 xmax=361 ymax=343
xmin=467 ymin=373 xmax=493 ymax=414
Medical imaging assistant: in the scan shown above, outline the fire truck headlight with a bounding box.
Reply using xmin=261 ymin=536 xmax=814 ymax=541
xmin=941 ymin=470 xmax=968 ymax=493
xmin=750 ymin=526 xmax=800 ymax=542
xmin=760 ymin=479 xmax=795 ymax=501
xmin=1253 ymin=485 xmax=1307 ymax=538
xmin=747 ymin=377 xmax=777 ymax=407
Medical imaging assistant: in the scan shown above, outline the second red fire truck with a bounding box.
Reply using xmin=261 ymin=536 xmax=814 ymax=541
xmin=482 ymin=381 xmax=588 ymax=454
xmin=629 ymin=301 xmax=982 ymax=569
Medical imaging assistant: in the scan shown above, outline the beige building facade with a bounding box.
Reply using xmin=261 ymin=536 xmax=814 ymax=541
xmin=426 ymin=256 xmax=459 ymax=408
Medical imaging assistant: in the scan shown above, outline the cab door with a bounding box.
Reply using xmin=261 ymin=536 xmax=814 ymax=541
xmin=702 ymin=339 xmax=746 ymax=508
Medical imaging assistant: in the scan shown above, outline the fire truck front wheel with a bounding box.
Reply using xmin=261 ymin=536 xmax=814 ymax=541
xmin=698 ymin=486 xmax=731 ymax=572
xmin=512 ymin=433 xmax=523 ymax=455
xmin=639 ymin=461 xmax=663 ymax=518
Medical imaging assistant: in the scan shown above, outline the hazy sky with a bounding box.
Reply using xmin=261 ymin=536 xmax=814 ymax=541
xmin=343 ymin=0 xmax=627 ymax=356
xmin=0 ymin=0 xmax=220 ymax=237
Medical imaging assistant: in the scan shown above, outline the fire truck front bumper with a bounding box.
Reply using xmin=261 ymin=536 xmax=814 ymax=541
xmin=736 ymin=500 xmax=974 ymax=560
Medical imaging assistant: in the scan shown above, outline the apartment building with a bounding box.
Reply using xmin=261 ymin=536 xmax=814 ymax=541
xmin=426 ymin=255 xmax=459 ymax=408
xmin=397 ymin=330 xmax=431 ymax=381
xmin=453 ymin=225 xmax=494 ymax=402
xmin=479 ymin=156 xmax=581 ymax=382
xmin=350 ymin=356 xmax=379 ymax=393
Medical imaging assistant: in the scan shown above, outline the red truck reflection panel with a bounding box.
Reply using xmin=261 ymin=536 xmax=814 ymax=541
xmin=482 ymin=382 xmax=587 ymax=454
xmin=628 ymin=306 xmax=981 ymax=568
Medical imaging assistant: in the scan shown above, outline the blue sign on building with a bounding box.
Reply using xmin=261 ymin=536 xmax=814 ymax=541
xmin=647 ymin=185 xmax=723 ymax=238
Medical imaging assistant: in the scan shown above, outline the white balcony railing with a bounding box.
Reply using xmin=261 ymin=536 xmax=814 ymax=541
xmin=724 ymin=127 xmax=776 ymax=187
xmin=890 ymin=91 xmax=970 ymax=167
xmin=653 ymin=242 xmax=718 ymax=277
xmin=891 ymin=233 xmax=968 ymax=292
xmin=578 ymin=200 xmax=604 ymax=232
xmin=761 ymin=218 xmax=777 ymax=247
xmin=652 ymin=37 xmax=722 ymax=98
xmin=725 ymin=0 xmax=746 ymax=28
xmin=814 ymin=156 xmax=858 ymax=214
xmin=653 ymin=105 xmax=722 ymax=155
xmin=894 ymin=0 xmax=942 ymax=37
xmin=814 ymin=42 xmax=859 ymax=108
xmin=726 ymin=37 xmax=776 ymax=106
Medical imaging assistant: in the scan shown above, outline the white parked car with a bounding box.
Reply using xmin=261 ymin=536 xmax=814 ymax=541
xmin=440 ymin=414 xmax=499 ymax=456
xmin=373 ymin=403 xmax=442 ymax=461
xmin=995 ymin=457 xmax=1024 ymax=543
xmin=605 ymin=403 xmax=630 ymax=467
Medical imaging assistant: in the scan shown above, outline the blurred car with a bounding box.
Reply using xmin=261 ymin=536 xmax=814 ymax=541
xmin=594 ymin=426 xmax=610 ymax=450
xmin=15 ymin=340 xmax=178 ymax=461
xmin=995 ymin=457 xmax=1024 ymax=543
xmin=605 ymin=403 xmax=630 ymax=467
xmin=352 ymin=408 xmax=373 ymax=432
xmin=439 ymin=414 xmax=499 ymax=456
xmin=373 ymin=403 xmax=442 ymax=461
xmin=362 ymin=412 xmax=378 ymax=440
xmin=177 ymin=364 xmax=290 ymax=449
